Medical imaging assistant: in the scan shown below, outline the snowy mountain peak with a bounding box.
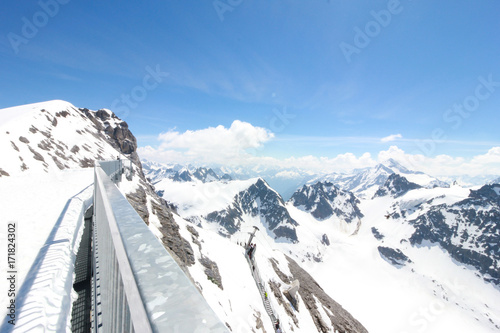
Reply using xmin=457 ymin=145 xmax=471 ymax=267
xmin=373 ymin=173 xmax=422 ymax=199
xmin=381 ymin=158 xmax=420 ymax=175
xmin=289 ymin=181 xmax=363 ymax=225
xmin=466 ymin=183 xmax=500 ymax=204
xmin=0 ymin=100 xmax=138 ymax=177
xmin=206 ymin=177 xmax=299 ymax=242
xmin=408 ymin=183 xmax=500 ymax=286
xmin=142 ymin=159 xmax=228 ymax=184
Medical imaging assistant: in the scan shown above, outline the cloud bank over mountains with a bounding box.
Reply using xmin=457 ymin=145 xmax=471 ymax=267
xmin=138 ymin=121 xmax=500 ymax=178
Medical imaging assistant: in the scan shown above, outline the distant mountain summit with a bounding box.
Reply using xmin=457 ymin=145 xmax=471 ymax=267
xmin=373 ymin=173 xmax=422 ymax=199
xmin=312 ymin=158 xmax=447 ymax=199
xmin=142 ymin=159 xmax=231 ymax=184
xmin=409 ymin=183 xmax=500 ymax=286
xmin=206 ymin=178 xmax=298 ymax=242
xmin=290 ymin=181 xmax=363 ymax=223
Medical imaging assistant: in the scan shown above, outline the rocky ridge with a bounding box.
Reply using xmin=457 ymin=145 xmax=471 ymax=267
xmin=409 ymin=184 xmax=500 ymax=285
xmin=373 ymin=173 xmax=422 ymax=199
xmin=290 ymin=181 xmax=363 ymax=223
xmin=206 ymin=178 xmax=299 ymax=242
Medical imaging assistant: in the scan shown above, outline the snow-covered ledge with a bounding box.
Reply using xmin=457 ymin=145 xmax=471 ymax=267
xmin=1 ymin=185 xmax=93 ymax=332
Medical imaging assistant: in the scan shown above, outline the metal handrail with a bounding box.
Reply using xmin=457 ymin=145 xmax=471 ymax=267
xmin=92 ymin=160 xmax=229 ymax=332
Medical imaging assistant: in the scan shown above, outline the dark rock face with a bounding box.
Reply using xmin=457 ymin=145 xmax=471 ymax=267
xmin=283 ymin=255 xmax=368 ymax=333
xmin=28 ymin=145 xmax=45 ymax=162
xmin=206 ymin=178 xmax=298 ymax=242
xmin=126 ymin=187 xmax=150 ymax=224
xmin=289 ymin=181 xmax=363 ymax=222
xmin=221 ymin=174 xmax=232 ymax=181
xmin=199 ymin=256 xmax=223 ymax=290
xmin=378 ymin=246 xmax=412 ymax=266
xmin=80 ymin=107 xmax=197 ymax=269
xmin=192 ymin=167 xmax=220 ymax=183
xmin=373 ymin=173 xmax=422 ymax=198
xmin=268 ymin=279 xmax=299 ymax=326
xmin=371 ymin=227 xmax=384 ymax=240
xmin=409 ymin=184 xmax=500 ymax=285
xmin=206 ymin=205 xmax=242 ymax=235
xmin=154 ymin=197 xmax=196 ymax=267
xmin=173 ymin=170 xmax=193 ymax=182
xmin=321 ymin=234 xmax=330 ymax=246
xmin=79 ymin=107 xmax=140 ymax=168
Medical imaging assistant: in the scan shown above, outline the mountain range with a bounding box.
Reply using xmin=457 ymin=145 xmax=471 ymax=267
xmin=1 ymin=100 xmax=499 ymax=332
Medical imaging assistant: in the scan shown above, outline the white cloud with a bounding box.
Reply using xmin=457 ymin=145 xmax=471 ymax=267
xmin=275 ymin=170 xmax=301 ymax=179
xmin=381 ymin=134 xmax=402 ymax=143
xmin=376 ymin=145 xmax=500 ymax=178
xmin=137 ymin=122 xmax=500 ymax=179
xmin=139 ymin=120 xmax=274 ymax=165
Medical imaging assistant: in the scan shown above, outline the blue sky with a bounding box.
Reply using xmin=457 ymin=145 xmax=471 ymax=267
xmin=1 ymin=0 xmax=499 ymax=175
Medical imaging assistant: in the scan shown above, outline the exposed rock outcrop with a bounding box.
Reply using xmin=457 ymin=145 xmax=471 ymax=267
xmin=290 ymin=181 xmax=363 ymax=223
xmin=206 ymin=178 xmax=298 ymax=242
xmin=199 ymin=255 xmax=223 ymax=290
xmin=409 ymin=184 xmax=500 ymax=285
xmin=373 ymin=173 xmax=422 ymax=199
xmin=378 ymin=246 xmax=412 ymax=267
xmin=285 ymin=255 xmax=368 ymax=333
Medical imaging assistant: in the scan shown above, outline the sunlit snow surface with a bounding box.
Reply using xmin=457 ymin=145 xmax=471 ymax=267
xmin=0 ymin=169 xmax=94 ymax=332
xmin=154 ymin=177 xmax=500 ymax=332
xmin=0 ymin=100 xmax=120 ymax=332
xmin=1 ymin=100 xmax=499 ymax=332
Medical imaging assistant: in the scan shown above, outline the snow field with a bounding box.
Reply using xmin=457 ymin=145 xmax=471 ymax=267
xmin=173 ymin=214 xmax=276 ymax=332
xmin=0 ymin=168 xmax=94 ymax=332
xmin=0 ymin=100 xmax=130 ymax=177
xmin=154 ymin=178 xmax=260 ymax=218
xmin=294 ymin=188 xmax=500 ymax=332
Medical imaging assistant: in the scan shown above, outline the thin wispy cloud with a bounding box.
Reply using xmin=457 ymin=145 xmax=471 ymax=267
xmin=381 ymin=134 xmax=403 ymax=143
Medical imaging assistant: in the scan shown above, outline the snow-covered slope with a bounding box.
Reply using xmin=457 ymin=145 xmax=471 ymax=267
xmin=0 ymin=169 xmax=94 ymax=331
xmin=3 ymin=100 xmax=499 ymax=332
xmin=151 ymin=173 xmax=369 ymax=331
xmin=314 ymin=158 xmax=448 ymax=199
xmin=0 ymin=101 xmax=198 ymax=331
xmin=148 ymin=159 xmax=500 ymax=332
xmin=0 ymin=100 xmax=136 ymax=176
xmin=289 ymin=181 xmax=363 ymax=235
xmin=1 ymin=101 xmax=369 ymax=333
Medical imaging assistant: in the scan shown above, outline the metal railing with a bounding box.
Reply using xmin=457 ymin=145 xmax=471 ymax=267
xmin=92 ymin=161 xmax=229 ymax=332
xmin=98 ymin=159 xmax=133 ymax=183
